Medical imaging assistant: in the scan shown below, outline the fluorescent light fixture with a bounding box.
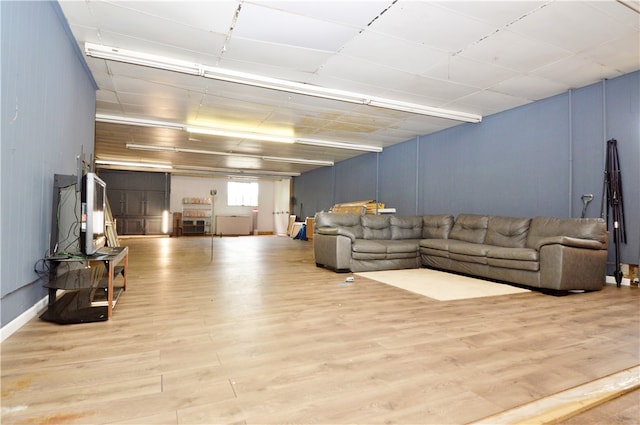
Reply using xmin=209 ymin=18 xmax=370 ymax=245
xmin=84 ymin=43 xmax=482 ymax=123
xmin=95 ymin=159 xmax=173 ymax=170
xmin=201 ymin=66 xmax=365 ymax=104
xmin=172 ymin=165 xmax=300 ymax=178
xmin=96 ymin=114 xmax=184 ymax=130
xmin=85 ymin=42 xmax=203 ymax=76
xmin=100 ymin=114 xmax=380 ymax=152
xmin=295 ymin=138 xmax=382 ymax=153
xmin=201 ymin=67 xmax=480 ymax=123
xmin=125 ymin=144 xmax=333 ymax=166
xmin=95 ymin=114 xmax=184 ymax=130
xmin=123 ymin=143 xmax=175 ymax=152
xmin=186 ymin=127 xmax=294 ymax=144
xmin=262 ymin=156 xmax=334 ymax=166
xmin=366 ymin=99 xmax=481 ymax=123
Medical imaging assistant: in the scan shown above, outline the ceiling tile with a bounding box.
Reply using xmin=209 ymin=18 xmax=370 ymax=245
xmin=432 ymin=1 xmax=547 ymax=27
xmin=232 ymin=2 xmax=361 ymax=51
xmin=338 ymin=31 xmax=449 ymax=74
xmin=316 ymin=55 xmax=417 ymax=93
xmin=507 ymin=1 xmax=636 ymax=53
xmin=82 ymin=2 xmax=227 ymax=58
xmin=581 ymin=1 xmax=640 ymax=30
xmin=423 ymin=55 xmax=518 ymax=90
xmin=368 ymin=1 xmax=498 ymax=53
xmin=221 ymin=37 xmax=332 ymax=74
xmin=107 ymin=1 xmax=240 ymax=33
xmin=583 ymin=34 xmax=640 ymax=73
xmin=104 ymin=63 xmax=206 ymax=93
xmin=448 ymin=90 xmax=532 ymax=117
xmin=458 ymin=29 xmax=572 ymax=73
xmin=531 ymin=55 xmax=624 ymax=89
xmin=250 ymin=0 xmax=393 ymax=28
xmin=400 ymin=75 xmax=480 ymax=104
xmin=489 ymin=75 xmax=570 ymax=101
xmin=95 ymin=90 xmax=119 ymax=104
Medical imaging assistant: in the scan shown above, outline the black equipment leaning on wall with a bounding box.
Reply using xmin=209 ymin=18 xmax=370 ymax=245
xmin=600 ymin=139 xmax=627 ymax=287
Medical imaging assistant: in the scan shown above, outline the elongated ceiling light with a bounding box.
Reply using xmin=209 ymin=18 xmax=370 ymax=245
xmin=172 ymin=165 xmax=300 ymax=178
xmin=186 ymin=126 xmax=294 ymax=144
xmin=201 ymin=67 xmax=365 ymax=104
xmin=94 ymin=114 xmax=380 ymax=151
xmin=95 ymin=159 xmax=173 ymax=169
xmin=85 ymin=43 xmax=202 ymax=75
xmin=296 ymin=138 xmax=382 ymax=153
xmin=125 ymin=143 xmax=334 ymax=167
xmin=85 ymin=43 xmax=482 ymax=123
xmin=95 ymin=161 xmax=299 ymax=178
xmin=95 ymin=113 xmax=184 ymax=130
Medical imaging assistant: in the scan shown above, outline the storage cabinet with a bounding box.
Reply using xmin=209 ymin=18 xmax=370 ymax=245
xmin=108 ymin=189 xmax=166 ymax=235
xmin=101 ymin=170 xmax=170 ymax=236
xmin=182 ymin=197 xmax=212 ymax=235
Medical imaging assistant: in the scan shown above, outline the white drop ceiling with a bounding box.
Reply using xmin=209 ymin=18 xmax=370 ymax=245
xmin=58 ymin=0 xmax=640 ymax=178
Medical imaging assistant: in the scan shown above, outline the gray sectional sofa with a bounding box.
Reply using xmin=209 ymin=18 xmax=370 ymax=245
xmin=313 ymin=212 xmax=609 ymax=292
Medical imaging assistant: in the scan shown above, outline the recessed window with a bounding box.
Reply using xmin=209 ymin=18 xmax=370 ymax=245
xmin=227 ymin=181 xmax=258 ymax=206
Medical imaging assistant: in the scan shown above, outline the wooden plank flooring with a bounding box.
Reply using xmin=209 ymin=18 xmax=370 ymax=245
xmin=2 ymin=235 xmax=639 ymax=424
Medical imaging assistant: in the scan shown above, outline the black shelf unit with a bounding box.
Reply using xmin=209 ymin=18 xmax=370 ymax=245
xmin=182 ymin=219 xmax=206 ymax=235
xmin=40 ymin=247 xmax=128 ymax=324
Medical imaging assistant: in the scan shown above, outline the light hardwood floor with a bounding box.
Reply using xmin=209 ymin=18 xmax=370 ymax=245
xmin=2 ymin=235 xmax=639 ymax=424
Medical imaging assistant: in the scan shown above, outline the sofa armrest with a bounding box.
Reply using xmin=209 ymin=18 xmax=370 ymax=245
xmin=317 ymin=226 xmax=356 ymax=242
xmin=313 ymin=233 xmax=353 ymax=271
xmin=535 ymin=236 xmax=606 ymax=251
xmin=539 ymin=244 xmax=607 ymax=291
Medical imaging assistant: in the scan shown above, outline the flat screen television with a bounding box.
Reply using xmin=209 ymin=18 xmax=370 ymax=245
xmin=80 ymin=172 xmax=107 ymax=255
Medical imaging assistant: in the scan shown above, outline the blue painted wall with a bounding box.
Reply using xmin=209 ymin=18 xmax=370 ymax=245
xmin=292 ymin=167 xmax=334 ymax=218
xmin=334 ymin=152 xmax=378 ymax=204
xmin=419 ymin=95 xmax=571 ymax=218
xmin=293 ymin=71 xmax=640 ymax=267
xmin=379 ymin=139 xmax=419 ymax=215
xmin=1 ymin=1 xmax=96 ymax=326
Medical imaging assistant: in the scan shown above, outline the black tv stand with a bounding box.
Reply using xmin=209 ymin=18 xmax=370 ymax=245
xmin=40 ymin=246 xmax=128 ymax=324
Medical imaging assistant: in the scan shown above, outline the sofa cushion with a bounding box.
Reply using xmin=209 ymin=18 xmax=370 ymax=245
xmin=449 ymin=214 xmax=489 ymax=244
xmin=486 ymin=247 xmax=539 ymax=261
xmin=352 ymin=251 xmax=388 ymax=260
xmin=484 ymin=216 xmax=531 ymax=248
xmin=419 ymin=238 xmax=468 ymax=251
xmin=352 ymin=239 xmax=419 ymax=260
xmin=487 ymin=257 xmax=540 ymax=272
xmin=384 ymin=239 xmax=421 ymax=253
xmin=486 ymin=247 xmax=540 ymax=271
xmin=422 ymin=215 xmax=454 ymax=239
xmin=449 ymin=253 xmax=488 ymax=265
xmin=352 ymin=239 xmax=387 ymax=254
xmin=362 ymin=214 xmax=391 ymax=240
xmin=391 ymin=216 xmax=423 ymax=240
xmin=419 ymin=239 xmax=469 ymax=258
xmin=314 ymin=212 xmax=364 ymax=239
xmin=448 ymin=242 xmax=493 ymax=257
xmin=526 ymin=217 xmax=607 ymax=249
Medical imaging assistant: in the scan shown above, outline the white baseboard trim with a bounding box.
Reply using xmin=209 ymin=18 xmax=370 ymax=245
xmin=605 ymin=276 xmax=632 ymax=287
xmin=1 ymin=296 xmax=48 ymax=343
